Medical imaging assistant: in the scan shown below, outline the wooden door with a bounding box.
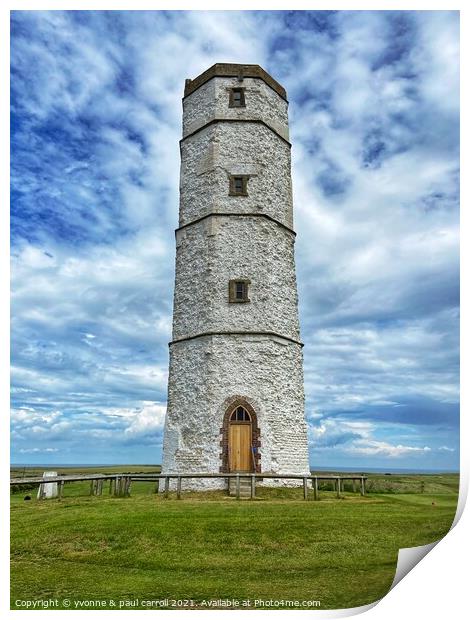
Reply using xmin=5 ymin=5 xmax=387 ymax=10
xmin=229 ymin=424 xmax=252 ymax=472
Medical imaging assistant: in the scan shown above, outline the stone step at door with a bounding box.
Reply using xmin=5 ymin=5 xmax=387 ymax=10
xmin=227 ymin=476 xmax=253 ymax=498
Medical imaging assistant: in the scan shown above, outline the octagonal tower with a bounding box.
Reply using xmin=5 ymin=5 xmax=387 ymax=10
xmin=161 ymin=64 xmax=310 ymax=487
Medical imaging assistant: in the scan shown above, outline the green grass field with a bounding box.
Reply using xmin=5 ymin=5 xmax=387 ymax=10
xmin=10 ymin=467 xmax=459 ymax=610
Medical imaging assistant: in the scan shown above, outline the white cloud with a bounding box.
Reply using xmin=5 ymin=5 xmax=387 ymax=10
xmin=11 ymin=409 xmax=62 ymax=425
xmin=346 ymin=441 xmax=431 ymax=457
xmin=18 ymin=447 xmax=59 ymax=453
xmin=123 ymin=403 xmax=167 ymax=436
xmin=309 ymin=416 xmax=435 ymax=459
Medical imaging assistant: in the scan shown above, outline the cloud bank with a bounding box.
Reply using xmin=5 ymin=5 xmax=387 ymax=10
xmin=11 ymin=11 xmax=459 ymax=468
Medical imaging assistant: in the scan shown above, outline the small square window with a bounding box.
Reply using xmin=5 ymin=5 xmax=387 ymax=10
xmin=229 ymin=279 xmax=250 ymax=303
xmin=229 ymin=175 xmax=249 ymax=196
xmin=229 ymin=88 xmax=246 ymax=108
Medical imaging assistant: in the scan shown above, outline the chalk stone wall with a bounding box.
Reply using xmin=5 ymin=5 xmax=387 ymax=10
xmin=179 ymin=123 xmax=293 ymax=229
xmin=162 ymin=335 xmax=309 ymax=490
xmin=182 ymin=77 xmax=289 ymax=141
xmin=172 ymin=216 xmax=301 ymax=342
xmin=161 ymin=66 xmax=310 ymax=488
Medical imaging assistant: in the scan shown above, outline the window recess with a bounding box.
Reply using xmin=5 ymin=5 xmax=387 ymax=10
xmin=229 ymin=87 xmax=246 ymax=108
xmin=229 ymin=175 xmax=249 ymax=196
xmin=229 ymin=279 xmax=251 ymax=303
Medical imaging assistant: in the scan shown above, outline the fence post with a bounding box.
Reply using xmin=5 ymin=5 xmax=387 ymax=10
xmin=303 ymin=477 xmax=308 ymax=500
xmin=177 ymin=476 xmax=182 ymax=499
xmin=154 ymin=479 xmax=160 ymax=494
xmin=164 ymin=476 xmax=170 ymax=499
xmin=250 ymin=475 xmax=256 ymax=499
xmin=90 ymin=480 xmax=95 ymax=496
xmin=58 ymin=481 xmax=64 ymax=500
xmin=313 ymin=477 xmax=319 ymax=501
xmin=360 ymin=477 xmax=366 ymax=496
xmin=236 ymin=474 xmax=240 ymax=500
xmin=352 ymin=478 xmax=356 ymax=493
xmin=336 ymin=477 xmax=341 ymax=499
xmin=126 ymin=477 xmax=131 ymax=497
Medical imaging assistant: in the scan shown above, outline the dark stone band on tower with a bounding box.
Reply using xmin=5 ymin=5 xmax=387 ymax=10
xmin=175 ymin=212 xmax=296 ymax=237
xmin=180 ymin=118 xmax=292 ymax=147
xmin=169 ymin=331 xmax=304 ymax=347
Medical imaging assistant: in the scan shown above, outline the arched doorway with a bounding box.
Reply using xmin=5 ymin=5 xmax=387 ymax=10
xmin=220 ymin=399 xmax=261 ymax=473
xmin=229 ymin=406 xmax=252 ymax=472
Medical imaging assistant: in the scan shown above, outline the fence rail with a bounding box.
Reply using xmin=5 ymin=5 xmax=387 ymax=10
xmin=10 ymin=473 xmax=367 ymax=501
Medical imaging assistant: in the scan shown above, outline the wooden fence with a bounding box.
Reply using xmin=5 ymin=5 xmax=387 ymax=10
xmin=10 ymin=473 xmax=367 ymax=501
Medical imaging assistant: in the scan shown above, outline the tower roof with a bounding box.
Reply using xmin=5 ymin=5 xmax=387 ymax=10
xmin=184 ymin=63 xmax=287 ymax=100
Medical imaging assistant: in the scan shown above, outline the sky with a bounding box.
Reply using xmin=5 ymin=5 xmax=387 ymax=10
xmin=10 ymin=10 xmax=459 ymax=470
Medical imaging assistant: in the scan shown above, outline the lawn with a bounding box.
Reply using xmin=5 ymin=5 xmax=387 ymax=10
xmin=10 ymin=468 xmax=459 ymax=610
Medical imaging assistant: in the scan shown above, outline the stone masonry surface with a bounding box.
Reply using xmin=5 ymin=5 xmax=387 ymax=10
xmin=182 ymin=77 xmax=289 ymax=141
xmin=172 ymin=216 xmax=300 ymax=342
xmin=183 ymin=64 xmax=288 ymax=100
xmin=161 ymin=65 xmax=310 ymax=488
xmin=179 ymin=122 xmax=293 ymax=228
xmin=162 ymin=335 xmax=309 ymax=489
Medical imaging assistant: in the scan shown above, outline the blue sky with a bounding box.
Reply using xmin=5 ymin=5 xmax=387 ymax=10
xmin=10 ymin=10 xmax=459 ymax=470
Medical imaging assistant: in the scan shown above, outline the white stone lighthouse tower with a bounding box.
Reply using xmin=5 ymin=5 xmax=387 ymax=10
xmin=161 ymin=64 xmax=310 ymax=486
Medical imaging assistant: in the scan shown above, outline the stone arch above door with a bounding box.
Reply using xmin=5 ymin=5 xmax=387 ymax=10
xmin=219 ymin=396 xmax=261 ymax=473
